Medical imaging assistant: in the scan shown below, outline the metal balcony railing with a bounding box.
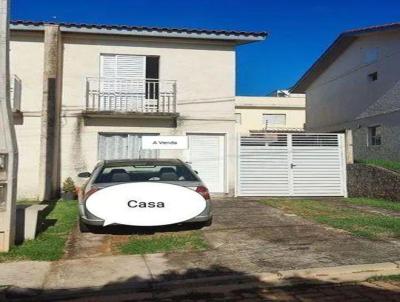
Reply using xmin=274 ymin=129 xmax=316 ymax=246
xmin=86 ymin=77 xmax=177 ymax=114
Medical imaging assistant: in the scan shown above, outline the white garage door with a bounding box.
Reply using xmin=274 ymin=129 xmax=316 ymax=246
xmin=188 ymin=134 xmax=225 ymax=193
xmin=98 ymin=133 xmax=158 ymax=160
xmin=238 ymin=133 xmax=347 ymax=197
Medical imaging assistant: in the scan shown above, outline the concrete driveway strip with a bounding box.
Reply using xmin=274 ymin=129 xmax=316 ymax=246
xmin=43 ymin=255 xmax=151 ymax=290
xmin=0 ymin=261 xmax=51 ymax=289
xmin=161 ymin=198 xmax=400 ymax=274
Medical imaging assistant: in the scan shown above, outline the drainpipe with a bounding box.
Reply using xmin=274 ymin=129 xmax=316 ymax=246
xmin=0 ymin=0 xmax=18 ymax=252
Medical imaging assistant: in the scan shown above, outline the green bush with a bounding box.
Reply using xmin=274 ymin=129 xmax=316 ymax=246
xmin=62 ymin=177 xmax=76 ymax=193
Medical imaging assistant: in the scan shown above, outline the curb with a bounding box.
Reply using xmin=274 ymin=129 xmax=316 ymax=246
xmin=5 ymin=261 xmax=400 ymax=301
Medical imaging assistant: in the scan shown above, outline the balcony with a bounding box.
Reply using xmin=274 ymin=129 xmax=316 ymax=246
xmin=84 ymin=77 xmax=178 ymax=119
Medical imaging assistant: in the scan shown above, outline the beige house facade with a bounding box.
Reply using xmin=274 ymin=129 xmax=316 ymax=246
xmin=9 ymin=21 xmax=266 ymax=200
xmin=292 ymin=23 xmax=400 ymax=162
xmin=235 ymin=95 xmax=305 ymax=135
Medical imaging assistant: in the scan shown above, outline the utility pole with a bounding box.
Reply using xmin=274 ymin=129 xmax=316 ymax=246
xmin=0 ymin=0 xmax=18 ymax=252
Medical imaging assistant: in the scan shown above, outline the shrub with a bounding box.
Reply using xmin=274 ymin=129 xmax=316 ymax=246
xmin=62 ymin=177 xmax=76 ymax=193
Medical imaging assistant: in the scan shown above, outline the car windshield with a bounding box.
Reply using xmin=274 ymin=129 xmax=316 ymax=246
xmin=94 ymin=163 xmax=199 ymax=183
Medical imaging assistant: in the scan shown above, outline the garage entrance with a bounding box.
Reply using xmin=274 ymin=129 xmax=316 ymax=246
xmin=237 ymin=133 xmax=347 ymax=197
xmin=187 ymin=134 xmax=225 ymax=193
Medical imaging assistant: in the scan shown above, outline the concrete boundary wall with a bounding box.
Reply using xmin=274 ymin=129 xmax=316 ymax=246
xmin=347 ymin=163 xmax=400 ymax=201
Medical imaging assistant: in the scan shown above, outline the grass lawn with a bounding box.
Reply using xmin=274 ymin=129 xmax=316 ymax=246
xmin=367 ymin=275 xmax=400 ymax=282
xmin=0 ymin=200 xmax=78 ymax=262
xmin=358 ymin=159 xmax=400 ymax=173
xmin=263 ymin=199 xmax=400 ymax=240
xmin=117 ymin=231 xmax=208 ymax=255
xmin=345 ymin=197 xmax=400 ymax=212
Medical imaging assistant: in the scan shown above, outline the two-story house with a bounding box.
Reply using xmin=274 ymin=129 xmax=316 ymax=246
xmin=292 ymin=23 xmax=400 ymax=162
xmin=9 ymin=20 xmax=266 ymax=200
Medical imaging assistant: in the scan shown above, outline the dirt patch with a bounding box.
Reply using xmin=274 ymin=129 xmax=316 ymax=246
xmin=63 ymin=224 xmax=130 ymax=259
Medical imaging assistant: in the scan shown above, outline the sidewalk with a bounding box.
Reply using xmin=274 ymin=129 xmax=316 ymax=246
xmin=1 ymin=255 xmax=400 ymax=301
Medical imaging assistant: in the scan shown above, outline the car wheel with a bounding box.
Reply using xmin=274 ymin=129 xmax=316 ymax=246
xmin=204 ymin=217 xmax=213 ymax=227
xmin=191 ymin=217 xmax=213 ymax=229
xmin=79 ymin=219 xmax=92 ymax=233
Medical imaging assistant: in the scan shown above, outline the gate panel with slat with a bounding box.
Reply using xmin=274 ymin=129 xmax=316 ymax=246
xmin=238 ymin=134 xmax=290 ymax=196
xmin=291 ymin=134 xmax=346 ymax=196
xmin=238 ymin=133 xmax=347 ymax=197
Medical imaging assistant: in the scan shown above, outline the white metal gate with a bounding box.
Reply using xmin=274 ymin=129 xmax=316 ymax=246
xmin=237 ymin=133 xmax=347 ymax=197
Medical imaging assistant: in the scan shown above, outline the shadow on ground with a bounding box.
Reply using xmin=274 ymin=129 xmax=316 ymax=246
xmin=3 ymin=265 xmax=400 ymax=301
xmin=88 ymin=222 xmax=206 ymax=235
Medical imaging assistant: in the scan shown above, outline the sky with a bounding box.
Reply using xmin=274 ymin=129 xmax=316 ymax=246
xmin=10 ymin=0 xmax=400 ymax=96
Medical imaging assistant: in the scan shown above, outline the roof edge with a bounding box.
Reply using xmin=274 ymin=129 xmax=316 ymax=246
xmin=291 ymin=22 xmax=400 ymax=93
xmin=10 ymin=20 xmax=267 ymax=44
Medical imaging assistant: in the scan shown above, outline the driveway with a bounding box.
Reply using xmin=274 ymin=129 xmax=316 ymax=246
xmin=64 ymin=198 xmax=400 ymax=278
xmin=158 ymin=198 xmax=399 ymax=277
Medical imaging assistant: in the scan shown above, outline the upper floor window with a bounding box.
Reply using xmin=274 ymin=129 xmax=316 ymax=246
xmin=368 ymin=125 xmax=382 ymax=146
xmin=98 ymin=54 xmax=161 ymax=109
xmin=262 ymin=114 xmax=286 ymax=128
xmin=368 ymin=72 xmax=378 ymax=82
xmin=363 ymin=47 xmax=379 ymax=64
xmin=86 ymin=54 xmax=176 ymax=114
xmin=100 ymin=54 xmax=159 ymax=80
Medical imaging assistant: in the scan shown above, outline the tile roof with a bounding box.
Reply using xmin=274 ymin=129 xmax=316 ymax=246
xmin=10 ymin=20 xmax=267 ymax=43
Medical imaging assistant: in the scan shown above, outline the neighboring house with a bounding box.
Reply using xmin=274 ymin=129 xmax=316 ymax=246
xmin=9 ymin=20 xmax=266 ymax=199
xmin=292 ymin=23 xmax=400 ymax=162
xmin=235 ymin=95 xmax=305 ymax=135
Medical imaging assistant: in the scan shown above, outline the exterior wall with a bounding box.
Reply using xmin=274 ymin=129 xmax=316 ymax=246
xmin=10 ymin=32 xmax=44 ymax=200
xmin=305 ymin=31 xmax=400 ymax=161
xmin=235 ymin=96 xmax=305 ymax=134
xmin=352 ymin=111 xmax=400 ymax=161
xmin=61 ymin=117 xmax=236 ymax=195
xmin=62 ymin=34 xmax=235 ymax=110
xmin=306 ymin=31 xmax=400 ymax=131
xmin=11 ymin=30 xmax=237 ymax=198
xmin=61 ymin=34 xmax=236 ymax=194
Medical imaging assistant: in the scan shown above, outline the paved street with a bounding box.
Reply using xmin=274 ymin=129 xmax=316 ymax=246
xmin=3 ymin=267 xmax=400 ymax=301
xmin=59 ymin=280 xmax=400 ymax=302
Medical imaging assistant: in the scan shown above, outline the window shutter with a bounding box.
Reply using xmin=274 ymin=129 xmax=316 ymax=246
xmin=100 ymin=54 xmax=147 ymax=111
xmin=101 ymin=55 xmax=117 ymax=78
xmin=100 ymin=54 xmax=146 ymax=79
xmin=263 ymin=114 xmax=286 ymax=127
xmin=116 ymin=55 xmax=146 ymax=79
xmin=99 ymin=133 xmax=159 ymax=160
